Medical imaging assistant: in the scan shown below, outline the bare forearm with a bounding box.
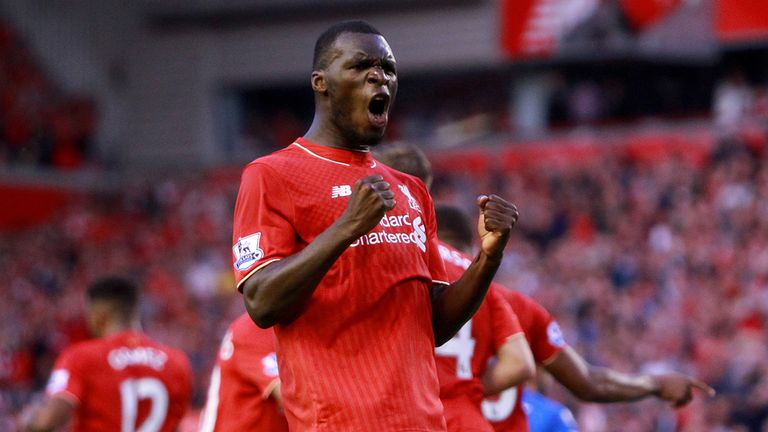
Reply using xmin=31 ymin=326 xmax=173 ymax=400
xmin=581 ymin=367 xmax=659 ymax=402
xmin=432 ymin=252 xmax=501 ymax=345
xmin=21 ymin=398 xmax=71 ymax=432
xmin=482 ymin=335 xmax=535 ymax=396
xmin=547 ymin=348 xmax=659 ymax=403
xmin=242 ymin=220 xmax=357 ymax=327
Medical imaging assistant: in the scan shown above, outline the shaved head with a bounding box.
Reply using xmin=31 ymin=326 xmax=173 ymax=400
xmin=313 ymin=20 xmax=383 ymax=70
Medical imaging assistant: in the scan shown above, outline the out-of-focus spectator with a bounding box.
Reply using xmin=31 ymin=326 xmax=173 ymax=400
xmin=714 ymin=68 xmax=753 ymax=132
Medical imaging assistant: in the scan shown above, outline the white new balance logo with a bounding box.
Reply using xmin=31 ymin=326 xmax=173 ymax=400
xmin=331 ymin=185 xmax=352 ymax=198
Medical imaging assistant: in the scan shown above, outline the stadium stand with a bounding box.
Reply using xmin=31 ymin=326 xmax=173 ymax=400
xmin=2 ymin=119 xmax=768 ymax=430
xmin=0 ymin=21 xmax=95 ymax=169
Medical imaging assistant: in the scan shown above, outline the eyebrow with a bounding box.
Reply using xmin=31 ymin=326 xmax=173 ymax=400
xmin=327 ymin=48 xmax=344 ymax=64
xmin=351 ymin=51 xmax=395 ymax=61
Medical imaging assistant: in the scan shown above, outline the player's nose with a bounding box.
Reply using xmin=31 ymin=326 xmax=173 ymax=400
xmin=367 ymin=66 xmax=388 ymax=85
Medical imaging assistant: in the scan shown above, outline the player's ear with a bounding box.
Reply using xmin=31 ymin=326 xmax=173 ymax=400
xmin=311 ymin=71 xmax=327 ymax=94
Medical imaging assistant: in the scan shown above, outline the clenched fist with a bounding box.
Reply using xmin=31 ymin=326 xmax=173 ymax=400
xmin=476 ymin=194 xmax=518 ymax=260
xmin=338 ymin=175 xmax=396 ymax=238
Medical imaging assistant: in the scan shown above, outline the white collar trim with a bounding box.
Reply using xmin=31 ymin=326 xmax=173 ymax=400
xmin=292 ymin=142 xmax=350 ymax=166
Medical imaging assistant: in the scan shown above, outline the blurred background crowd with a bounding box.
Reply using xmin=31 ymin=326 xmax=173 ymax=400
xmin=1 ymin=0 xmax=768 ymax=431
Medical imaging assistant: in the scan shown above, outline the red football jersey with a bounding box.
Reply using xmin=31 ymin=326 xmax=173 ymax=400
xmin=199 ymin=314 xmax=288 ymax=432
xmin=232 ymin=138 xmax=449 ymax=431
xmin=435 ymin=243 xmax=524 ymax=432
xmin=482 ymin=289 xmax=567 ymax=432
xmin=45 ymin=331 xmax=192 ymax=432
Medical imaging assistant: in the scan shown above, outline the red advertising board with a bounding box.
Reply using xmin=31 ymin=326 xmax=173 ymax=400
xmin=716 ymin=0 xmax=768 ymax=42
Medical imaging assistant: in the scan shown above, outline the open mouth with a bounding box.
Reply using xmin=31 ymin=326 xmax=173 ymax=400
xmin=367 ymin=94 xmax=390 ymax=129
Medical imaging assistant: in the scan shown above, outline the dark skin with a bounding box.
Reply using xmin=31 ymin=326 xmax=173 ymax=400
xmin=543 ymin=346 xmax=715 ymax=407
xmin=241 ymin=32 xmax=518 ymax=345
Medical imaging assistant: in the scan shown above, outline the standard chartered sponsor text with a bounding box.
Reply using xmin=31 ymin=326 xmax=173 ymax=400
xmin=350 ymin=214 xmax=426 ymax=252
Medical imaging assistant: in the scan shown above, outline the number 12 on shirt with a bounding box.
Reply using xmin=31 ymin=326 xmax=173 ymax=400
xmin=119 ymin=377 xmax=169 ymax=432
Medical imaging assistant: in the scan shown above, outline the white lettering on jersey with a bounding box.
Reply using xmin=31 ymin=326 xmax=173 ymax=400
xmin=331 ymin=185 xmax=352 ymax=198
xmin=412 ymin=216 xmax=427 ymax=252
xmin=482 ymin=386 xmax=519 ymax=422
xmin=435 ymin=320 xmax=476 ymax=379
xmin=219 ymin=330 xmax=234 ymax=361
xmin=46 ymin=369 xmax=70 ymax=394
xmin=378 ymin=214 xmax=411 ymax=228
xmin=233 ymin=233 xmax=264 ymax=271
xmin=398 ymin=184 xmax=422 ymax=213
xmin=108 ymin=347 xmax=168 ymax=371
xmin=349 ymin=213 xmax=426 ymax=252
xmin=438 ymin=244 xmax=472 ymax=270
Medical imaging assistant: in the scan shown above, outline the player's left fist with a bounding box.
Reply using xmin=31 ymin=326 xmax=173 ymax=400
xmin=476 ymin=194 xmax=519 ymax=259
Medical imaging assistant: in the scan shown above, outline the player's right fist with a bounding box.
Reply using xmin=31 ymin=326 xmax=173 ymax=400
xmin=339 ymin=175 xmax=395 ymax=237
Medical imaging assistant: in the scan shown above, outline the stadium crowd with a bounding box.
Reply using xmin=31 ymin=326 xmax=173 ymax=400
xmin=1 ymin=119 xmax=767 ymax=430
xmin=0 ymin=21 xmax=95 ymax=169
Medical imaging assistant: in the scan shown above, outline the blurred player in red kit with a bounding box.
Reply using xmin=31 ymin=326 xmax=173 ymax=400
xmin=232 ymin=20 xmax=519 ymax=431
xmin=21 ymin=276 xmax=192 ymax=432
xmin=198 ymin=314 xmax=288 ymax=431
xmin=438 ymin=208 xmax=716 ymax=432
xmin=433 ymin=206 xmax=536 ymax=432
xmin=374 ymin=144 xmax=532 ymax=431
xmin=376 ymin=143 xmax=715 ymax=431
xmin=376 ymin=146 xmax=536 ymax=431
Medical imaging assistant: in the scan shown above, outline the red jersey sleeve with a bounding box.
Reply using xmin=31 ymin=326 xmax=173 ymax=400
xmin=518 ymin=294 xmax=567 ymax=364
xmin=487 ymin=286 xmax=524 ymax=350
xmin=422 ymin=187 xmax=448 ymax=285
xmin=233 ymin=326 xmax=280 ymax=399
xmin=232 ymin=162 xmax=296 ymax=289
xmin=45 ymin=346 xmax=86 ymax=405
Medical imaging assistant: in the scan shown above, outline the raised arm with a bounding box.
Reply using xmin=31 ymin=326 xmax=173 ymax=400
xmin=544 ymin=346 xmax=715 ymax=406
xmin=242 ymin=175 xmax=394 ymax=328
xmin=431 ymin=195 xmax=518 ymax=345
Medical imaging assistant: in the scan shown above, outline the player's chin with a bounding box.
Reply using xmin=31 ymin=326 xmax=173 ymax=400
xmin=358 ymin=127 xmax=386 ymax=147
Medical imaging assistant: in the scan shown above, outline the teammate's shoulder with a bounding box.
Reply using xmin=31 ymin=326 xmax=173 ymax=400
xmin=377 ymin=161 xmax=429 ymax=191
xmin=438 ymin=241 xmax=473 ymax=269
xmin=231 ymin=313 xmax=263 ymax=335
xmin=58 ymin=338 xmax=103 ymax=359
xmin=231 ymin=313 xmax=274 ymax=344
xmin=497 ymin=287 xmax=536 ymax=306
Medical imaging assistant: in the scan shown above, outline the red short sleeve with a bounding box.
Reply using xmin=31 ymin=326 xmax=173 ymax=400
xmin=232 ymin=162 xmax=296 ymax=289
xmin=45 ymin=348 xmax=85 ymax=404
xmin=423 ymin=190 xmax=448 ymax=285
xmin=487 ymin=286 xmax=524 ymax=350
xmin=522 ymin=297 xmax=566 ymax=364
xmin=232 ymin=322 xmax=280 ymax=398
xmin=500 ymin=290 xmax=567 ymax=365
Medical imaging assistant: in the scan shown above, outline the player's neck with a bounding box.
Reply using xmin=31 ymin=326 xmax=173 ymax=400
xmin=99 ymin=320 xmax=141 ymax=338
xmin=304 ymin=116 xmax=370 ymax=153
